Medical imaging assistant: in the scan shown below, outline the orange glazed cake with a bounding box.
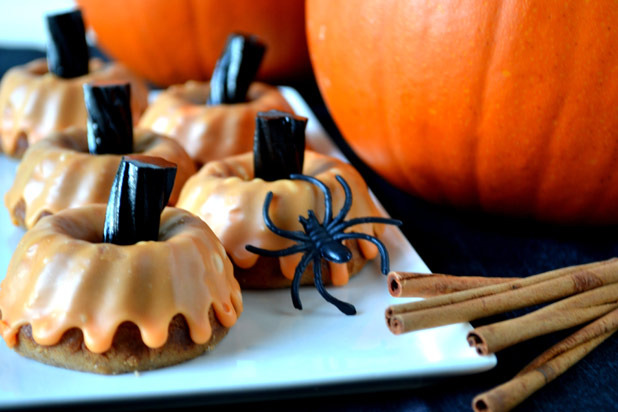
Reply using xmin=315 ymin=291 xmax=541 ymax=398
xmin=176 ymin=150 xmax=387 ymax=289
xmin=4 ymin=127 xmax=196 ymax=229
xmin=138 ymin=32 xmax=293 ymax=167
xmin=0 ymin=205 xmax=243 ymax=374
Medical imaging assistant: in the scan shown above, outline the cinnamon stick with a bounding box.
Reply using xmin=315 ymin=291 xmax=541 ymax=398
xmin=387 ymin=272 xmax=515 ymax=297
xmin=467 ymin=282 xmax=618 ymax=355
xmin=386 ymin=258 xmax=618 ymax=335
xmin=472 ymin=308 xmax=618 ymax=412
xmin=517 ymin=307 xmax=618 ymax=375
xmin=387 ymin=259 xmax=609 ymax=317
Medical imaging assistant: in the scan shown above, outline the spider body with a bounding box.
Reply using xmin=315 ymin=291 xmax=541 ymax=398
xmin=299 ymin=211 xmax=352 ymax=264
xmin=246 ymin=174 xmax=402 ymax=315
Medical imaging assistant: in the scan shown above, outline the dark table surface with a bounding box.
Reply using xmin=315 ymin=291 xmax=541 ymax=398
xmin=1 ymin=47 xmax=616 ymax=412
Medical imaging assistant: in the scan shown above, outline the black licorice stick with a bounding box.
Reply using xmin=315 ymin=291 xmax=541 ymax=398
xmin=207 ymin=33 xmax=267 ymax=105
xmin=46 ymin=9 xmax=89 ymax=78
xmin=103 ymin=155 xmax=177 ymax=245
xmin=253 ymin=110 xmax=307 ymax=181
xmin=84 ymin=83 xmax=133 ymax=155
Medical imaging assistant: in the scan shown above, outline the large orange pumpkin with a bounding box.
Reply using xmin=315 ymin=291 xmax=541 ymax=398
xmin=307 ymin=1 xmax=618 ymax=224
xmin=77 ymin=0 xmax=310 ymax=86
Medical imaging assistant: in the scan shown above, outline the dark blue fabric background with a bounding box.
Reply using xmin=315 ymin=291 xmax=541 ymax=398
xmin=1 ymin=47 xmax=616 ymax=412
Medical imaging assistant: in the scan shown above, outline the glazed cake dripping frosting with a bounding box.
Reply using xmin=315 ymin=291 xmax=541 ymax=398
xmin=176 ymin=150 xmax=384 ymax=286
xmin=0 ymin=206 xmax=243 ymax=353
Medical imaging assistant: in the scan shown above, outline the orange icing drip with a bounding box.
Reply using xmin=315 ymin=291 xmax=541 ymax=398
xmin=328 ymin=262 xmax=351 ymax=287
xmin=279 ymin=254 xmax=304 ymax=280
xmin=0 ymin=58 xmax=149 ymax=156
xmin=176 ymin=150 xmax=384 ymax=285
xmin=138 ymin=81 xmax=292 ymax=166
xmin=4 ymin=127 xmax=196 ymax=229
xmin=0 ymin=205 xmax=242 ymax=353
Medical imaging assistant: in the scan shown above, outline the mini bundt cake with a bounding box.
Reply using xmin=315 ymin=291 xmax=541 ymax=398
xmin=176 ymin=149 xmax=387 ymax=289
xmin=4 ymin=127 xmax=195 ymax=229
xmin=137 ymin=32 xmax=293 ymax=167
xmin=0 ymin=204 xmax=242 ymax=374
xmin=0 ymin=9 xmax=149 ymax=157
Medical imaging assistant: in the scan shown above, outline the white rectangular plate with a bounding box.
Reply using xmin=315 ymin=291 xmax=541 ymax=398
xmin=0 ymin=87 xmax=495 ymax=409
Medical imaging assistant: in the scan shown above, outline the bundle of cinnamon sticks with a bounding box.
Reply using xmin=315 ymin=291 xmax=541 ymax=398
xmin=385 ymin=258 xmax=618 ymax=412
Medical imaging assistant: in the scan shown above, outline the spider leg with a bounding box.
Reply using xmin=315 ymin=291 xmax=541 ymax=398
xmin=245 ymin=243 xmax=309 ymax=257
xmin=334 ymin=232 xmax=391 ymax=274
xmin=312 ymin=255 xmax=357 ymax=315
xmin=327 ymin=175 xmax=353 ymax=229
xmin=328 ymin=216 xmax=402 ymax=234
xmin=291 ymin=250 xmax=316 ymax=310
xmin=290 ymin=174 xmax=332 ymax=225
xmin=262 ymin=191 xmax=309 ymax=242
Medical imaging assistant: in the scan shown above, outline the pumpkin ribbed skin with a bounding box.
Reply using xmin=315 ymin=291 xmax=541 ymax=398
xmin=77 ymin=0 xmax=310 ymax=86
xmin=307 ymin=0 xmax=618 ymax=223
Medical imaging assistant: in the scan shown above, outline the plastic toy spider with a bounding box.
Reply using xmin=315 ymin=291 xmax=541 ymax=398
xmin=245 ymin=174 xmax=402 ymax=315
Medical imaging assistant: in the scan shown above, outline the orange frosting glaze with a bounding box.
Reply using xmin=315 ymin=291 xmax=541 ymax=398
xmin=176 ymin=150 xmax=384 ymax=286
xmin=0 ymin=58 xmax=149 ymax=157
xmin=4 ymin=127 xmax=196 ymax=229
xmin=0 ymin=205 xmax=242 ymax=353
xmin=137 ymin=81 xmax=293 ymax=166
